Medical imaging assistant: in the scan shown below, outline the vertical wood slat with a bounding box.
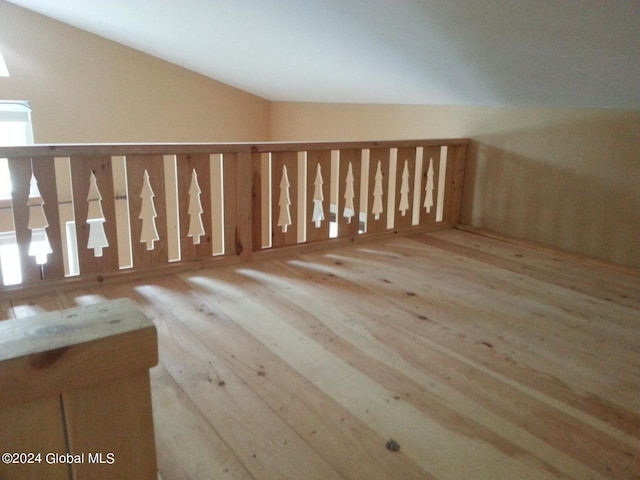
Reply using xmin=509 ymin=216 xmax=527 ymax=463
xmin=393 ymin=147 xmax=417 ymax=231
xmin=64 ymin=373 xmax=157 ymax=480
xmin=69 ymin=156 xmax=120 ymax=276
xmin=305 ymin=150 xmax=332 ymax=243
xmin=126 ymin=155 xmax=168 ymax=268
xmin=7 ymin=158 xmax=38 ymax=284
xmin=223 ymin=152 xmax=254 ymax=258
xmin=443 ymin=144 xmax=468 ymax=226
xmin=366 ymin=148 xmax=391 ymax=235
xmin=234 ymin=151 xmax=254 ymax=260
xmin=222 ymin=153 xmax=238 ymax=256
xmin=336 ymin=149 xmax=362 ymax=238
xmin=176 ymin=153 xmax=213 ymax=261
xmin=271 ymin=151 xmax=298 ymax=248
xmin=251 ymin=153 xmax=264 ymax=252
xmin=0 ymin=396 xmax=70 ymax=480
xmin=8 ymin=157 xmax=65 ymax=284
xmin=32 ymin=158 xmax=65 ymax=280
xmin=418 ymin=146 xmax=442 ymax=227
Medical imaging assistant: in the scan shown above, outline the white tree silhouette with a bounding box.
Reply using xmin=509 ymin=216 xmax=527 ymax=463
xmin=277 ymin=165 xmax=292 ymax=233
xmin=371 ymin=160 xmax=384 ymax=220
xmin=86 ymin=172 xmax=109 ymax=257
xmin=311 ymin=163 xmax=325 ymax=228
xmin=139 ymin=170 xmax=159 ymax=250
xmin=27 ymin=173 xmax=52 ymax=265
xmin=398 ymin=159 xmax=410 ymax=216
xmin=424 ymin=157 xmax=435 ymax=213
xmin=343 ymin=161 xmax=355 ymax=223
xmin=187 ymin=169 xmax=205 ymax=245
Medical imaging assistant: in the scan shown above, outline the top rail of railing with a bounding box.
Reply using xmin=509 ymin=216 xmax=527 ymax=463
xmin=0 ymin=138 xmax=468 ymax=156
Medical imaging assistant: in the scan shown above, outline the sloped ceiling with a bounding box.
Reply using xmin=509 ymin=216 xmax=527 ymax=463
xmin=7 ymin=0 xmax=640 ymax=108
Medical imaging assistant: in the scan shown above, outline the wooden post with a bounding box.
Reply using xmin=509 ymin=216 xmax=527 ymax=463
xmin=0 ymin=299 xmax=158 ymax=480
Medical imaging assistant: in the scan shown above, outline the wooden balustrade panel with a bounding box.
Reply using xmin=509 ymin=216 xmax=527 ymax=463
xmin=251 ymin=153 xmax=264 ymax=252
xmin=393 ymin=147 xmax=417 ymax=232
xmin=31 ymin=158 xmax=65 ymax=280
xmin=442 ymin=144 xmax=467 ymax=226
xmin=336 ymin=149 xmax=362 ymax=238
xmin=176 ymin=153 xmax=213 ymax=261
xmin=221 ymin=151 xmax=255 ymax=258
xmin=418 ymin=145 xmax=442 ymax=227
xmin=366 ymin=148 xmax=391 ymax=235
xmin=222 ymin=152 xmax=239 ymax=256
xmin=8 ymin=157 xmax=65 ymax=284
xmin=6 ymin=157 xmax=37 ymax=286
xmin=305 ymin=150 xmax=332 ymax=243
xmin=126 ymin=155 xmax=169 ymax=268
xmin=69 ymin=155 xmax=120 ymax=276
xmin=270 ymin=151 xmax=299 ymax=248
xmin=233 ymin=152 xmax=255 ymax=260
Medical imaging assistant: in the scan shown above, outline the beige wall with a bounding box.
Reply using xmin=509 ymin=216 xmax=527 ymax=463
xmin=2 ymin=3 xmax=638 ymax=267
xmin=271 ymin=103 xmax=640 ymax=268
xmin=0 ymin=2 xmax=270 ymax=143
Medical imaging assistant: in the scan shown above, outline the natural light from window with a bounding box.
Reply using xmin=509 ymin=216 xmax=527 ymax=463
xmin=0 ymin=101 xmax=34 ymax=285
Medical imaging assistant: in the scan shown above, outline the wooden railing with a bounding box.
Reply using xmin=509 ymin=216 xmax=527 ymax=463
xmin=0 ymin=139 xmax=468 ymax=295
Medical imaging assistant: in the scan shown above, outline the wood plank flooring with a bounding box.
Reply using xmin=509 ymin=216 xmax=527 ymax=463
xmin=4 ymin=229 xmax=640 ymax=480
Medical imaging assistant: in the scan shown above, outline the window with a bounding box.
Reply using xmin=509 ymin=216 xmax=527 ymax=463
xmin=1 ymin=101 xmax=34 ymax=285
xmin=0 ymin=101 xmax=33 ymax=145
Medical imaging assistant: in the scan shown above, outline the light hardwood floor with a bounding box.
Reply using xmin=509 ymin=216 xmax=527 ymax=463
xmin=4 ymin=229 xmax=640 ymax=480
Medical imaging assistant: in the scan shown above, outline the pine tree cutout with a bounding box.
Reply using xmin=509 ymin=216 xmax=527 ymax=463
xmin=398 ymin=159 xmax=410 ymax=216
xmin=27 ymin=173 xmax=52 ymax=265
xmin=187 ymin=169 xmax=205 ymax=244
xmin=311 ymin=163 xmax=325 ymax=228
xmin=86 ymin=172 xmax=109 ymax=257
xmin=139 ymin=169 xmax=159 ymax=250
xmin=343 ymin=161 xmax=355 ymax=223
xmin=424 ymin=157 xmax=435 ymax=213
xmin=371 ymin=160 xmax=384 ymax=220
xmin=277 ymin=165 xmax=292 ymax=233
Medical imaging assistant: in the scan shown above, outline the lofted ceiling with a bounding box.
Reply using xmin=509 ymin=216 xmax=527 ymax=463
xmin=7 ymin=0 xmax=640 ymax=108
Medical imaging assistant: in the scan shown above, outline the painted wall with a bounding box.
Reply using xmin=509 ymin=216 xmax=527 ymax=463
xmin=0 ymin=2 xmax=270 ymax=143
xmin=271 ymin=103 xmax=640 ymax=268
xmin=2 ymin=3 xmax=638 ymax=268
